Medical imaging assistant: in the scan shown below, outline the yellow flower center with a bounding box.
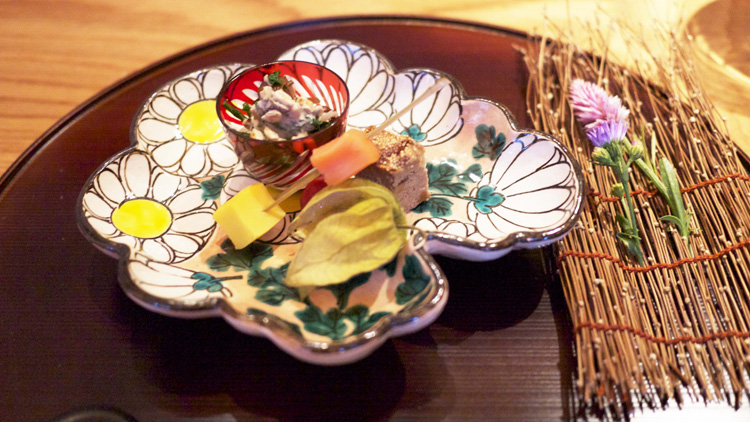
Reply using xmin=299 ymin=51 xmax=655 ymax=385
xmin=178 ymin=100 xmax=224 ymax=144
xmin=112 ymin=199 xmax=172 ymax=238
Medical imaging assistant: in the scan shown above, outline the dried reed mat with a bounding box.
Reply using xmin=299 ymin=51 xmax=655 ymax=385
xmin=519 ymin=19 xmax=750 ymax=416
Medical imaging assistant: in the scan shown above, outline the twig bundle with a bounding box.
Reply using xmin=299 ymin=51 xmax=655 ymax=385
xmin=520 ymin=18 xmax=750 ymax=416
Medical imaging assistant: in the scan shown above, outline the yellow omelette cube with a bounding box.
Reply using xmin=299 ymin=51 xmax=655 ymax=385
xmin=213 ymin=183 xmax=286 ymax=249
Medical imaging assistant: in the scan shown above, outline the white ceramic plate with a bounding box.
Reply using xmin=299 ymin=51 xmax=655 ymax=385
xmin=77 ymin=40 xmax=583 ymax=365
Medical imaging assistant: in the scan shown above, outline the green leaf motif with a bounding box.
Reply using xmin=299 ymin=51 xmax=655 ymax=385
xmin=457 ymin=163 xmax=483 ymax=183
xmin=200 ymin=175 xmax=225 ymax=201
xmin=250 ymin=263 xmax=300 ymax=307
xmin=247 ymin=262 xmax=287 ymax=288
xmin=379 ymin=256 xmax=399 ymax=277
xmin=192 ymin=272 xmax=226 ymax=293
xmin=295 ymin=304 xmax=348 ymax=340
xmin=472 ymin=185 xmax=504 ymax=214
xmin=473 ymin=124 xmax=506 ymax=160
xmin=401 ymin=124 xmax=427 ymax=141
xmin=255 ymin=288 xmax=297 ymax=306
xmin=206 ymin=238 xmax=272 ymax=273
xmin=325 ymin=272 xmax=371 ymax=309
xmin=395 ymin=254 xmax=431 ymax=305
xmin=345 ymin=305 xmax=391 ymax=335
xmin=413 ymin=197 xmax=453 ymax=217
xmin=427 ymin=160 xmax=468 ymax=196
xmin=206 ymin=239 xmax=299 ymax=307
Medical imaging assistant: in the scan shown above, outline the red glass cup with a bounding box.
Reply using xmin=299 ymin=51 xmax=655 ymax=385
xmin=216 ymin=61 xmax=350 ymax=188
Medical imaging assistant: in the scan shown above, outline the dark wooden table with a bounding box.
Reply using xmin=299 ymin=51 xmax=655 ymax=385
xmin=2 ymin=16 xmax=747 ymax=422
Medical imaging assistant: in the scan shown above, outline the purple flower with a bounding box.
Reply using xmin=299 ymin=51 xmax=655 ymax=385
xmin=569 ymin=79 xmax=630 ymax=145
xmin=586 ymin=120 xmax=629 ymax=147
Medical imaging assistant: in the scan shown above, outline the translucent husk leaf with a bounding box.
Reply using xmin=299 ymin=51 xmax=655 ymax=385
xmin=285 ymin=178 xmax=408 ymax=287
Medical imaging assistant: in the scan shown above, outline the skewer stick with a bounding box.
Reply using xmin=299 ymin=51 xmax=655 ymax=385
xmin=265 ymin=77 xmax=451 ymax=211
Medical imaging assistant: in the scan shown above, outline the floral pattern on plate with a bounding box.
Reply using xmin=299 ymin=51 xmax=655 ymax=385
xmin=77 ymin=40 xmax=583 ymax=365
xmin=279 ymin=40 xmax=463 ymax=145
xmin=80 ymin=149 xmax=216 ymax=263
xmin=134 ymin=64 xmax=252 ymax=178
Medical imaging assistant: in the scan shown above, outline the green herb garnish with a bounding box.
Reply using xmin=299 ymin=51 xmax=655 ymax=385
xmin=267 ymin=70 xmax=284 ymax=88
xmin=311 ymin=117 xmax=332 ymax=132
xmin=222 ymin=100 xmax=247 ymax=121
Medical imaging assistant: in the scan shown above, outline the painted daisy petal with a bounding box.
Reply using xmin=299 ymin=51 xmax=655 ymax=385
xmin=129 ymin=260 xmax=206 ymax=300
xmin=149 ymin=95 xmax=182 ymax=121
xmin=119 ymin=152 xmax=154 ymax=198
xmin=473 ymin=209 xmax=557 ymax=239
xmin=415 ymin=217 xmax=478 ymax=239
xmin=171 ymin=209 xmax=216 ymax=235
xmin=88 ymin=216 xmax=118 ymax=237
xmin=206 ymin=142 xmax=239 ymax=170
xmin=439 ymin=220 xmax=475 ymax=237
xmin=167 ymin=185 xmax=207 ymax=214
xmin=406 ymin=74 xmax=445 ymax=127
xmin=280 ymin=46 xmax=319 ymax=65
xmin=138 ymin=118 xmax=178 ymax=143
xmin=201 ymin=68 xmax=229 ymax=99
xmin=181 ymin=144 xmax=211 ymax=176
xmin=82 ymin=191 xmax=114 ymax=220
xmin=484 ymin=140 xmax=521 ymax=186
xmin=414 ymin=218 xmax=442 ymax=231
xmin=151 ymin=138 xmax=188 ymax=170
xmin=108 ymin=233 xmax=139 ymax=250
xmin=221 ymin=170 xmax=254 ymax=203
xmin=141 ymin=238 xmax=174 ymax=262
xmin=349 ymin=109 xmax=391 ymax=127
xmin=172 ymin=79 xmax=202 ymax=105
xmin=150 ymin=171 xmax=184 ymax=202
xmin=95 ymin=168 xmax=126 ymax=205
xmin=472 ymin=213 xmax=504 ymax=239
xmin=162 ymin=233 xmax=202 ymax=256
xmin=346 ymin=55 xmax=393 ymax=120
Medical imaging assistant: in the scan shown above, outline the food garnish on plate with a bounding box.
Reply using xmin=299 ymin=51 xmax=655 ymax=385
xmin=212 ymin=78 xmax=450 ymax=289
xmin=222 ymin=71 xmax=339 ymax=141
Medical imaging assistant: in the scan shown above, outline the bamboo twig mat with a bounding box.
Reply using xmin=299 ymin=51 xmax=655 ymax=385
xmin=519 ymin=20 xmax=750 ymax=416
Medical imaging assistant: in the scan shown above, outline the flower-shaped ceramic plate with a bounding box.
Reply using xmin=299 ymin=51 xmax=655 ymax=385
xmin=77 ymin=40 xmax=584 ymax=365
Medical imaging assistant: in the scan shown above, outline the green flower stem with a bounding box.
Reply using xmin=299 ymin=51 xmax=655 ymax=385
xmin=617 ymin=154 xmax=645 ymax=266
xmin=633 ymin=158 xmax=667 ymax=195
xmin=600 ymin=141 xmax=645 ymax=266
